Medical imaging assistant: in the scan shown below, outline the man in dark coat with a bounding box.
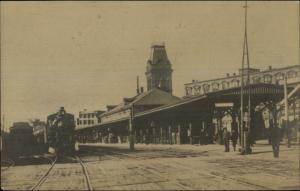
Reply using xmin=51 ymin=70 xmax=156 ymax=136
xmin=269 ymin=119 xmax=280 ymax=158
xmin=223 ymin=127 xmax=230 ymax=152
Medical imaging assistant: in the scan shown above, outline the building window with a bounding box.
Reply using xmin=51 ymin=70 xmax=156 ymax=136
xmin=185 ymin=86 xmax=193 ymax=95
xmin=222 ymin=81 xmax=229 ymax=89
xmin=231 ymin=79 xmax=239 ymax=87
xmin=79 ymin=114 xmax=82 ymax=118
xmin=83 ymin=120 xmax=87 ymax=125
xmin=193 ymin=85 xmax=201 ymax=95
xmin=287 ymin=70 xmax=297 ymax=78
xmin=252 ymin=76 xmax=261 ymax=84
xmin=203 ymin=84 xmax=210 ymax=93
xmin=275 ymin=72 xmax=284 ymax=80
xmin=98 ymin=118 xmax=101 ymax=123
xmin=212 ymin=83 xmax=219 ymax=91
xmin=263 ymin=74 xmax=272 ymax=84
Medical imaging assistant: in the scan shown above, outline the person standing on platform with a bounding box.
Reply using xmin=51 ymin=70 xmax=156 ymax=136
xmin=270 ymin=118 xmax=280 ymax=158
xmin=231 ymin=121 xmax=238 ymax=152
xmin=187 ymin=127 xmax=192 ymax=144
xmin=223 ymin=127 xmax=230 ymax=152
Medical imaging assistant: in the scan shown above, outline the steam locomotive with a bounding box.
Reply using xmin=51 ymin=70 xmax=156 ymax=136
xmin=46 ymin=107 xmax=76 ymax=156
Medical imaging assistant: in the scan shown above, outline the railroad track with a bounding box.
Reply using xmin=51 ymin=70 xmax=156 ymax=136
xmin=76 ymin=155 xmax=93 ymax=191
xmin=30 ymin=155 xmax=57 ymax=191
xmin=31 ymin=155 xmax=93 ymax=191
xmin=1 ymin=158 xmax=15 ymax=170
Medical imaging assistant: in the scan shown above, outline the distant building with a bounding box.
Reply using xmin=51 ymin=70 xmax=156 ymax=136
xmin=184 ymin=65 xmax=300 ymax=97
xmin=76 ymin=109 xmax=105 ymax=128
xmin=146 ymin=43 xmax=173 ymax=94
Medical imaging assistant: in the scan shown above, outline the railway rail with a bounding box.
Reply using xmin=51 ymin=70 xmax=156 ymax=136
xmin=30 ymin=155 xmax=93 ymax=191
xmin=30 ymin=155 xmax=57 ymax=191
xmin=1 ymin=158 xmax=15 ymax=170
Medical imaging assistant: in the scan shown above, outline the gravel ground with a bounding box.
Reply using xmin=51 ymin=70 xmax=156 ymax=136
xmin=1 ymin=140 xmax=299 ymax=190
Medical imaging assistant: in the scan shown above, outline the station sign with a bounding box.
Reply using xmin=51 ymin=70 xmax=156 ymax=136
xmin=215 ymin=103 xmax=234 ymax=108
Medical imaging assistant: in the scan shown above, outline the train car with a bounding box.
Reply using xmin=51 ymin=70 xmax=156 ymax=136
xmin=46 ymin=107 xmax=75 ymax=156
xmin=8 ymin=122 xmax=35 ymax=157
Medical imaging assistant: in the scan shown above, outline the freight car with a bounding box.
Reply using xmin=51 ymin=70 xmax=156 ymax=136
xmin=46 ymin=107 xmax=75 ymax=156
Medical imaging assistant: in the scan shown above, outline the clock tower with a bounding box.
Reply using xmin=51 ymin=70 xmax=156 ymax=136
xmin=145 ymin=43 xmax=173 ymax=94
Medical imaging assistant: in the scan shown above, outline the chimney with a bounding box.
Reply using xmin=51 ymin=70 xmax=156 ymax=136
xmin=136 ymin=76 xmax=140 ymax=94
xmin=226 ymin=73 xmax=230 ymax=77
xmin=140 ymin=86 xmax=144 ymax=93
xmin=268 ymin=66 xmax=272 ymax=70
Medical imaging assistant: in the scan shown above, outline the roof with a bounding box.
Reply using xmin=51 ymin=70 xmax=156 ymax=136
xmin=75 ymin=83 xmax=286 ymax=131
xmin=100 ymin=88 xmax=181 ymax=117
xmin=135 ymin=83 xmax=287 ymax=118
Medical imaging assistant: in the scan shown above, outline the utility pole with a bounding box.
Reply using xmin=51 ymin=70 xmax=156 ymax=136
xmin=129 ymin=104 xmax=135 ymax=151
xmin=240 ymin=0 xmax=251 ymax=154
xmin=284 ymin=76 xmax=290 ymax=147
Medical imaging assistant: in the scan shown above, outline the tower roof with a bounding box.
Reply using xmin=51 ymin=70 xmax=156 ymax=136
xmin=147 ymin=43 xmax=171 ymax=70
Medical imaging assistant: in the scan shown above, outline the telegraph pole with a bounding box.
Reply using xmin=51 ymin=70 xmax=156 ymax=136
xmin=129 ymin=104 xmax=135 ymax=151
xmin=284 ymin=76 xmax=290 ymax=147
xmin=240 ymin=0 xmax=251 ymax=154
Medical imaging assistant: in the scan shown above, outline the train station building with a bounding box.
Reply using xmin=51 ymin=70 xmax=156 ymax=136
xmin=76 ymin=44 xmax=300 ymax=147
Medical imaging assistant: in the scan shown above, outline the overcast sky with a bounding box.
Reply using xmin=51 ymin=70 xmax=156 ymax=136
xmin=1 ymin=1 xmax=299 ymax=129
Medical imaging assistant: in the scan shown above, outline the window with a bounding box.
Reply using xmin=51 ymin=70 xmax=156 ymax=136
xmin=193 ymin=85 xmax=201 ymax=95
xmin=203 ymin=84 xmax=210 ymax=93
xmin=287 ymin=70 xmax=297 ymax=78
xmin=275 ymin=73 xmax=284 ymax=80
xmin=263 ymin=75 xmax=272 ymax=84
xmin=185 ymin=86 xmax=193 ymax=95
xmin=252 ymin=77 xmax=261 ymax=84
xmin=231 ymin=79 xmax=239 ymax=87
xmin=212 ymin=83 xmax=219 ymax=91
xmin=83 ymin=120 xmax=87 ymax=125
xmin=222 ymin=81 xmax=229 ymax=89
xmin=79 ymin=114 xmax=82 ymax=118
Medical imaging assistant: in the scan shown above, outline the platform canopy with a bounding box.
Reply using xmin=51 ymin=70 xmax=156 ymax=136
xmin=134 ymin=83 xmax=288 ymax=121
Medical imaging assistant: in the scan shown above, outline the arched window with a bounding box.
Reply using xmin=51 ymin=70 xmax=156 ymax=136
xmin=193 ymin=85 xmax=201 ymax=95
xmin=222 ymin=81 xmax=229 ymax=89
xmin=287 ymin=70 xmax=297 ymax=79
xmin=231 ymin=79 xmax=240 ymax=87
xmin=185 ymin=87 xmax=191 ymax=96
xmin=275 ymin=72 xmax=285 ymax=80
xmin=212 ymin=82 xmax=219 ymax=91
xmin=252 ymin=76 xmax=261 ymax=84
xmin=203 ymin=84 xmax=210 ymax=93
xmin=263 ymin=74 xmax=272 ymax=84
xmin=275 ymin=72 xmax=285 ymax=84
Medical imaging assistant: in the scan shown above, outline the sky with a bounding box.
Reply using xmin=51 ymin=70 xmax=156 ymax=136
xmin=1 ymin=1 xmax=299 ymax=129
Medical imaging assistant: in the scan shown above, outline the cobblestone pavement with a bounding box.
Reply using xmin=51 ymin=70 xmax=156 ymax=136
xmin=1 ymin=140 xmax=299 ymax=190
